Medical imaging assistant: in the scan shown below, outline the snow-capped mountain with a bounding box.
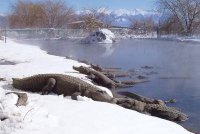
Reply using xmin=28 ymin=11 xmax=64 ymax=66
xmin=77 ymin=8 xmax=160 ymax=27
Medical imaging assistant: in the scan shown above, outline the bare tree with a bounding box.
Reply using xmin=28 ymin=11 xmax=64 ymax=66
xmin=130 ymin=19 xmax=143 ymax=34
xmin=79 ymin=8 xmax=108 ymax=32
xmin=42 ymin=0 xmax=75 ymax=28
xmin=144 ymin=17 xmax=155 ymax=33
xmin=8 ymin=0 xmax=75 ymax=28
xmin=8 ymin=0 xmax=45 ymax=28
xmin=97 ymin=8 xmax=113 ymax=28
xmin=130 ymin=17 xmax=155 ymax=34
xmin=159 ymin=15 xmax=183 ymax=34
xmin=158 ymin=0 xmax=200 ymax=35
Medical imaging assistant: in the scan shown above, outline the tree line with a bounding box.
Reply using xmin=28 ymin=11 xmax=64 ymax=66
xmin=7 ymin=0 xmax=200 ymax=35
xmin=158 ymin=0 xmax=200 ymax=35
xmin=8 ymin=0 xmax=111 ymax=31
xmin=8 ymin=0 xmax=74 ymax=28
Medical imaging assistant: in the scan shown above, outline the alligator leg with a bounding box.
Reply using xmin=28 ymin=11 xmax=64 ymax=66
xmin=71 ymin=92 xmax=82 ymax=100
xmin=42 ymin=78 xmax=56 ymax=95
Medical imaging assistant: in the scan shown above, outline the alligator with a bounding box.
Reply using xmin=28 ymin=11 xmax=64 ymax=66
xmin=12 ymin=74 xmax=114 ymax=103
xmin=114 ymin=97 xmax=188 ymax=122
xmin=12 ymin=74 xmax=188 ymax=122
xmin=73 ymin=66 xmax=134 ymax=89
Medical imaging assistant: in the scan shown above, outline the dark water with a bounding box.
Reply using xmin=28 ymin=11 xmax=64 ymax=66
xmin=18 ymin=39 xmax=200 ymax=133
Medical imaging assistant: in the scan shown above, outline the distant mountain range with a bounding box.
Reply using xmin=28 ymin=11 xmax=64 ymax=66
xmin=77 ymin=8 xmax=161 ymax=27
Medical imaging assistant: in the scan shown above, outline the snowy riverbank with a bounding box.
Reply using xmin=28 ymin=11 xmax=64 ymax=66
xmin=158 ymin=35 xmax=200 ymax=43
xmin=0 ymin=39 xmax=192 ymax=134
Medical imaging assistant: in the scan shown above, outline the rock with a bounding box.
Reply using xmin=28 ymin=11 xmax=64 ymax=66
xmin=6 ymin=92 xmax=28 ymax=106
xmin=0 ymin=78 xmax=5 ymax=81
xmin=82 ymin=29 xmax=116 ymax=44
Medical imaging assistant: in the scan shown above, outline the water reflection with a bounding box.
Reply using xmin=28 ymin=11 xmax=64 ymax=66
xmin=98 ymin=44 xmax=115 ymax=57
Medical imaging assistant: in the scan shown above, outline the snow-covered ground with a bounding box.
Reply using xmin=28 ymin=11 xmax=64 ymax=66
xmin=159 ymin=35 xmax=200 ymax=43
xmin=0 ymin=39 xmax=192 ymax=134
xmin=116 ymin=32 xmax=157 ymax=39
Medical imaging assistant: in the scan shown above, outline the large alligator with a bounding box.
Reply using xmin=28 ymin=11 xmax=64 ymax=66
xmin=12 ymin=74 xmax=188 ymax=122
xmin=12 ymin=74 xmax=114 ymax=103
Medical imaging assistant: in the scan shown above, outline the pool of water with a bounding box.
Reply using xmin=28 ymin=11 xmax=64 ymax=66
xmin=18 ymin=39 xmax=200 ymax=133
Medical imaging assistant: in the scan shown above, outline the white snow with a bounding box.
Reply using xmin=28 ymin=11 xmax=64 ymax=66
xmin=0 ymin=39 xmax=193 ymax=134
xmin=160 ymin=35 xmax=200 ymax=43
xmin=77 ymin=8 xmax=159 ymax=17
xmin=113 ymin=29 xmax=158 ymax=39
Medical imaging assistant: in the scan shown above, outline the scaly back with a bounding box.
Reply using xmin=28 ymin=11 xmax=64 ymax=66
xmin=12 ymin=74 xmax=52 ymax=92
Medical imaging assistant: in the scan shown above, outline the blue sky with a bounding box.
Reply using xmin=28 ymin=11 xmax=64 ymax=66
xmin=0 ymin=0 xmax=156 ymax=14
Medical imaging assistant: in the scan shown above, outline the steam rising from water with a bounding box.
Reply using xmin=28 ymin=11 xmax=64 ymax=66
xmin=18 ymin=38 xmax=200 ymax=132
